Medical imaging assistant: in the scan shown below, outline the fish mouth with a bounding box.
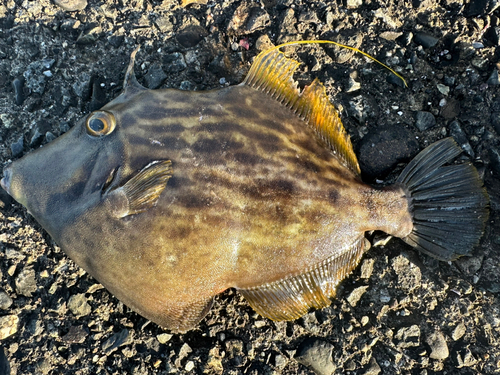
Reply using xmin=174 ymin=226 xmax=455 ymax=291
xmin=1 ymin=167 xmax=11 ymax=195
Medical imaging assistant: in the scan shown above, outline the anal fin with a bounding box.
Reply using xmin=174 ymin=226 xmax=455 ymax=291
xmin=238 ymin=238 xmax=367 ymax=321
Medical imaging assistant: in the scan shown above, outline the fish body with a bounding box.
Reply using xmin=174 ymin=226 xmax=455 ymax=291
xmin=1 ymin=44 xmax=488 ymax=332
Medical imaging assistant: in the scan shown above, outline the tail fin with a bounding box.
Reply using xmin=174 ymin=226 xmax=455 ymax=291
xmin=397 ymin=138 xmax=489 ymax=261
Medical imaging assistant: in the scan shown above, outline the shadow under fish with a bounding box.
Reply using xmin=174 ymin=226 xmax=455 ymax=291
xmin=1 ymin=43 xmax=489 ymax=333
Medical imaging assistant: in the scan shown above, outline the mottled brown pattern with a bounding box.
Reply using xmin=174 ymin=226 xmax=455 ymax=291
xmin=3 ymin=74 xmax=414 ymax=332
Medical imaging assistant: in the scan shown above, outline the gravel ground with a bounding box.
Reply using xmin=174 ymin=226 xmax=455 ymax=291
xmin=0 ymin=0 xmax=499 ymax=374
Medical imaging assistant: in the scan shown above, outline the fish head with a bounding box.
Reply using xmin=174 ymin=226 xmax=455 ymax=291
xmin=1 ymin=107 xmax=126 ymax=238
xmin=0 ymin=46 xmax=167 ymax=239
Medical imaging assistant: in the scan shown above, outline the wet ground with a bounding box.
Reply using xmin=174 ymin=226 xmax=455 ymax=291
xmin=0 ymin=0 xmax=499 ymax=374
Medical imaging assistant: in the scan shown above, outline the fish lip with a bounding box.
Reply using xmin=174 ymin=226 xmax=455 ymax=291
xmin=0 ymin=167 xmax=11 ymax=195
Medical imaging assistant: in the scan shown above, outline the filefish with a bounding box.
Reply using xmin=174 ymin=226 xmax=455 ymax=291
xmin=1 ymin=43 xmax=489 ymax=333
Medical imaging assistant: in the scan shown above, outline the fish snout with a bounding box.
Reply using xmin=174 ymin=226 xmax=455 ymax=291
xmin=1 ymin=167 xmax=11 ymax=195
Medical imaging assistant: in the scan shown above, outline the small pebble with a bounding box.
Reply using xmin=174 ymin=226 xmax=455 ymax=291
xmin=449 ymin=120 xmax=474 ymax=158
xmin=379 ymin=31 xmax=403 ymax=41
xmin=414 ymin=32 xmax=439 ymax=48
xmin=386 ymin=73 xmax=406 ymax=88
xmin=346 ymin=76 xmax=361 ymax=92
xmin=144 ymin=64 xmax=167 ymax=89
xmin=0 ymin=290 xmax=13 ymax=310
xmin=360 ymin=258 xmax=375 ymax=279
xmin=102 ymin=329 xmax=130 ymax=353
xmin=364 ymin=357 xmax=381 ymax=375
xmin=347 ymin=286 xmax=369 ymax=307
xmin=10 ymin=136 xmax=24 ymax=158
xmin=0 ymin=315 xmax=18 ymax=340
xmin=380 ymin=292 xmax=391 ymax=303
xmin=415 ymin=111 xmax=436 ymax=131
xmin=163 ymin=53 xmax=187 ymax=73
xmin=15 ymin=267 xmax=37 ymax=297
xmin=157 ymin=333 xmax=173 ymax=344
xmin=395 ymin=325 xmax=420 ymax=348
xmin=346 ymin=0 xmax=363 ymax=8
xmin=437 ymin=83 xmax=450 ymax=96
xmin=67 ymin=293 xmax=91 ymax=317
xmin=175 ymin=25 xmax=207 ymax=48
xmin=53 ymin=0 xmax=87 ymax=11
xmin=61 ymin=325 xmax=88 ymax=344
xmin=452 ymin=323 xmax=466 ymax=341
xmin=426 ymin=331 xmax=449 ymax=359
xmin=487 ymin=70 xmax=500 ymax=86
xmin=12 ymin=77 xmax=25 ymax=106
xmin=391 ymin=255 xmax=421 ymax=291
xmin=76 ymin=25 xmax=102 ymax=45
xmin=295 ymin=338 xmax=336 ymax=375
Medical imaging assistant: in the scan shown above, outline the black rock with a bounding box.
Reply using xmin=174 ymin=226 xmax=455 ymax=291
xmin=243 ymin=7 xmax=271 ymax=34
xmin=484 ymin=26 xmax=500 ymax=46
xmin=72 ymin=72 xmax=92 ymax=99
xmin=414 ymin=32 xmax=439 ymax=48
xmin=108 ymin=34 xmax=124 ymax=48
xmin=357 ymin=125 xmax=419 ymax=180
xmin=102 ymin=329 xmax=130 ymax=353
xmin=59 ymin=18 xmax=79 ymax=32
xmin=61 ymin=325 xmax=88 ymax=344
xmin=415 ymin=111 xmax=436 ymax=131
xmin=10 ymin=136 xmax=23 ymax=158
xmin=144 ymin=64 xmax=167 ymax=89
xmin=12 ymin=77 xmax=25 ymax=106
xmin=0 ymin=346 xmax=10 ymax=375
xmin=30 ymin=120 xmax=51 ymax=147
xmin=449 ymin=120 xmax=474 ymax=158
xmin=176 ymin=25 xmax=207 ymax=48
xmin=76 ymin=23 xmax=102 ymax=45
xmin=492 ymin=112 xmax=500 ymax=135
xmin=387 ymin=73 xmax=406 ymax=88
xmin=489 ymin=148 xmax=500 ymax=177
xmin=465 ymin=0 xmax=489 ymax=16
xmin=487 ymin=69 xmax=500 ymax=86
xmin=163 ymin=53 xmax=187 ymax=73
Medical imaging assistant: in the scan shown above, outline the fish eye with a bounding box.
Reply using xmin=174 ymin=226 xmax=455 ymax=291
xmin=86 ymin=111 xmax=116 ymax=137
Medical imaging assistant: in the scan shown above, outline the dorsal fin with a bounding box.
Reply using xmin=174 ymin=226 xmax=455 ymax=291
xmin=122 ymin=45 xmax=146 ymax=95
xmin=243 ymin=46 xmax=361 ymax=176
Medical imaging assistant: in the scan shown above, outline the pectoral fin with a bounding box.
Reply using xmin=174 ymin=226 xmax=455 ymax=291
xmin=106 ymin=160 xmax=173 ymax=218
xmin=238 ymin=238 xmax=367 ymax=321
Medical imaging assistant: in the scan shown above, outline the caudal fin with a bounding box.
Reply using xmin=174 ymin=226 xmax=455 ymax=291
xmin=397 ymin=138 xmax=489 ymax=261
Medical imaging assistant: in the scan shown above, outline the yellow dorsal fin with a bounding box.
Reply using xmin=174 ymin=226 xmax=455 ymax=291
xmin=243 ymin=42 xmax=362 ymax=175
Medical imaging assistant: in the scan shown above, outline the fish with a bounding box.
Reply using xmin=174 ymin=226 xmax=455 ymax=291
xmin=1 ymin=42 xmax=489 ymax=333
